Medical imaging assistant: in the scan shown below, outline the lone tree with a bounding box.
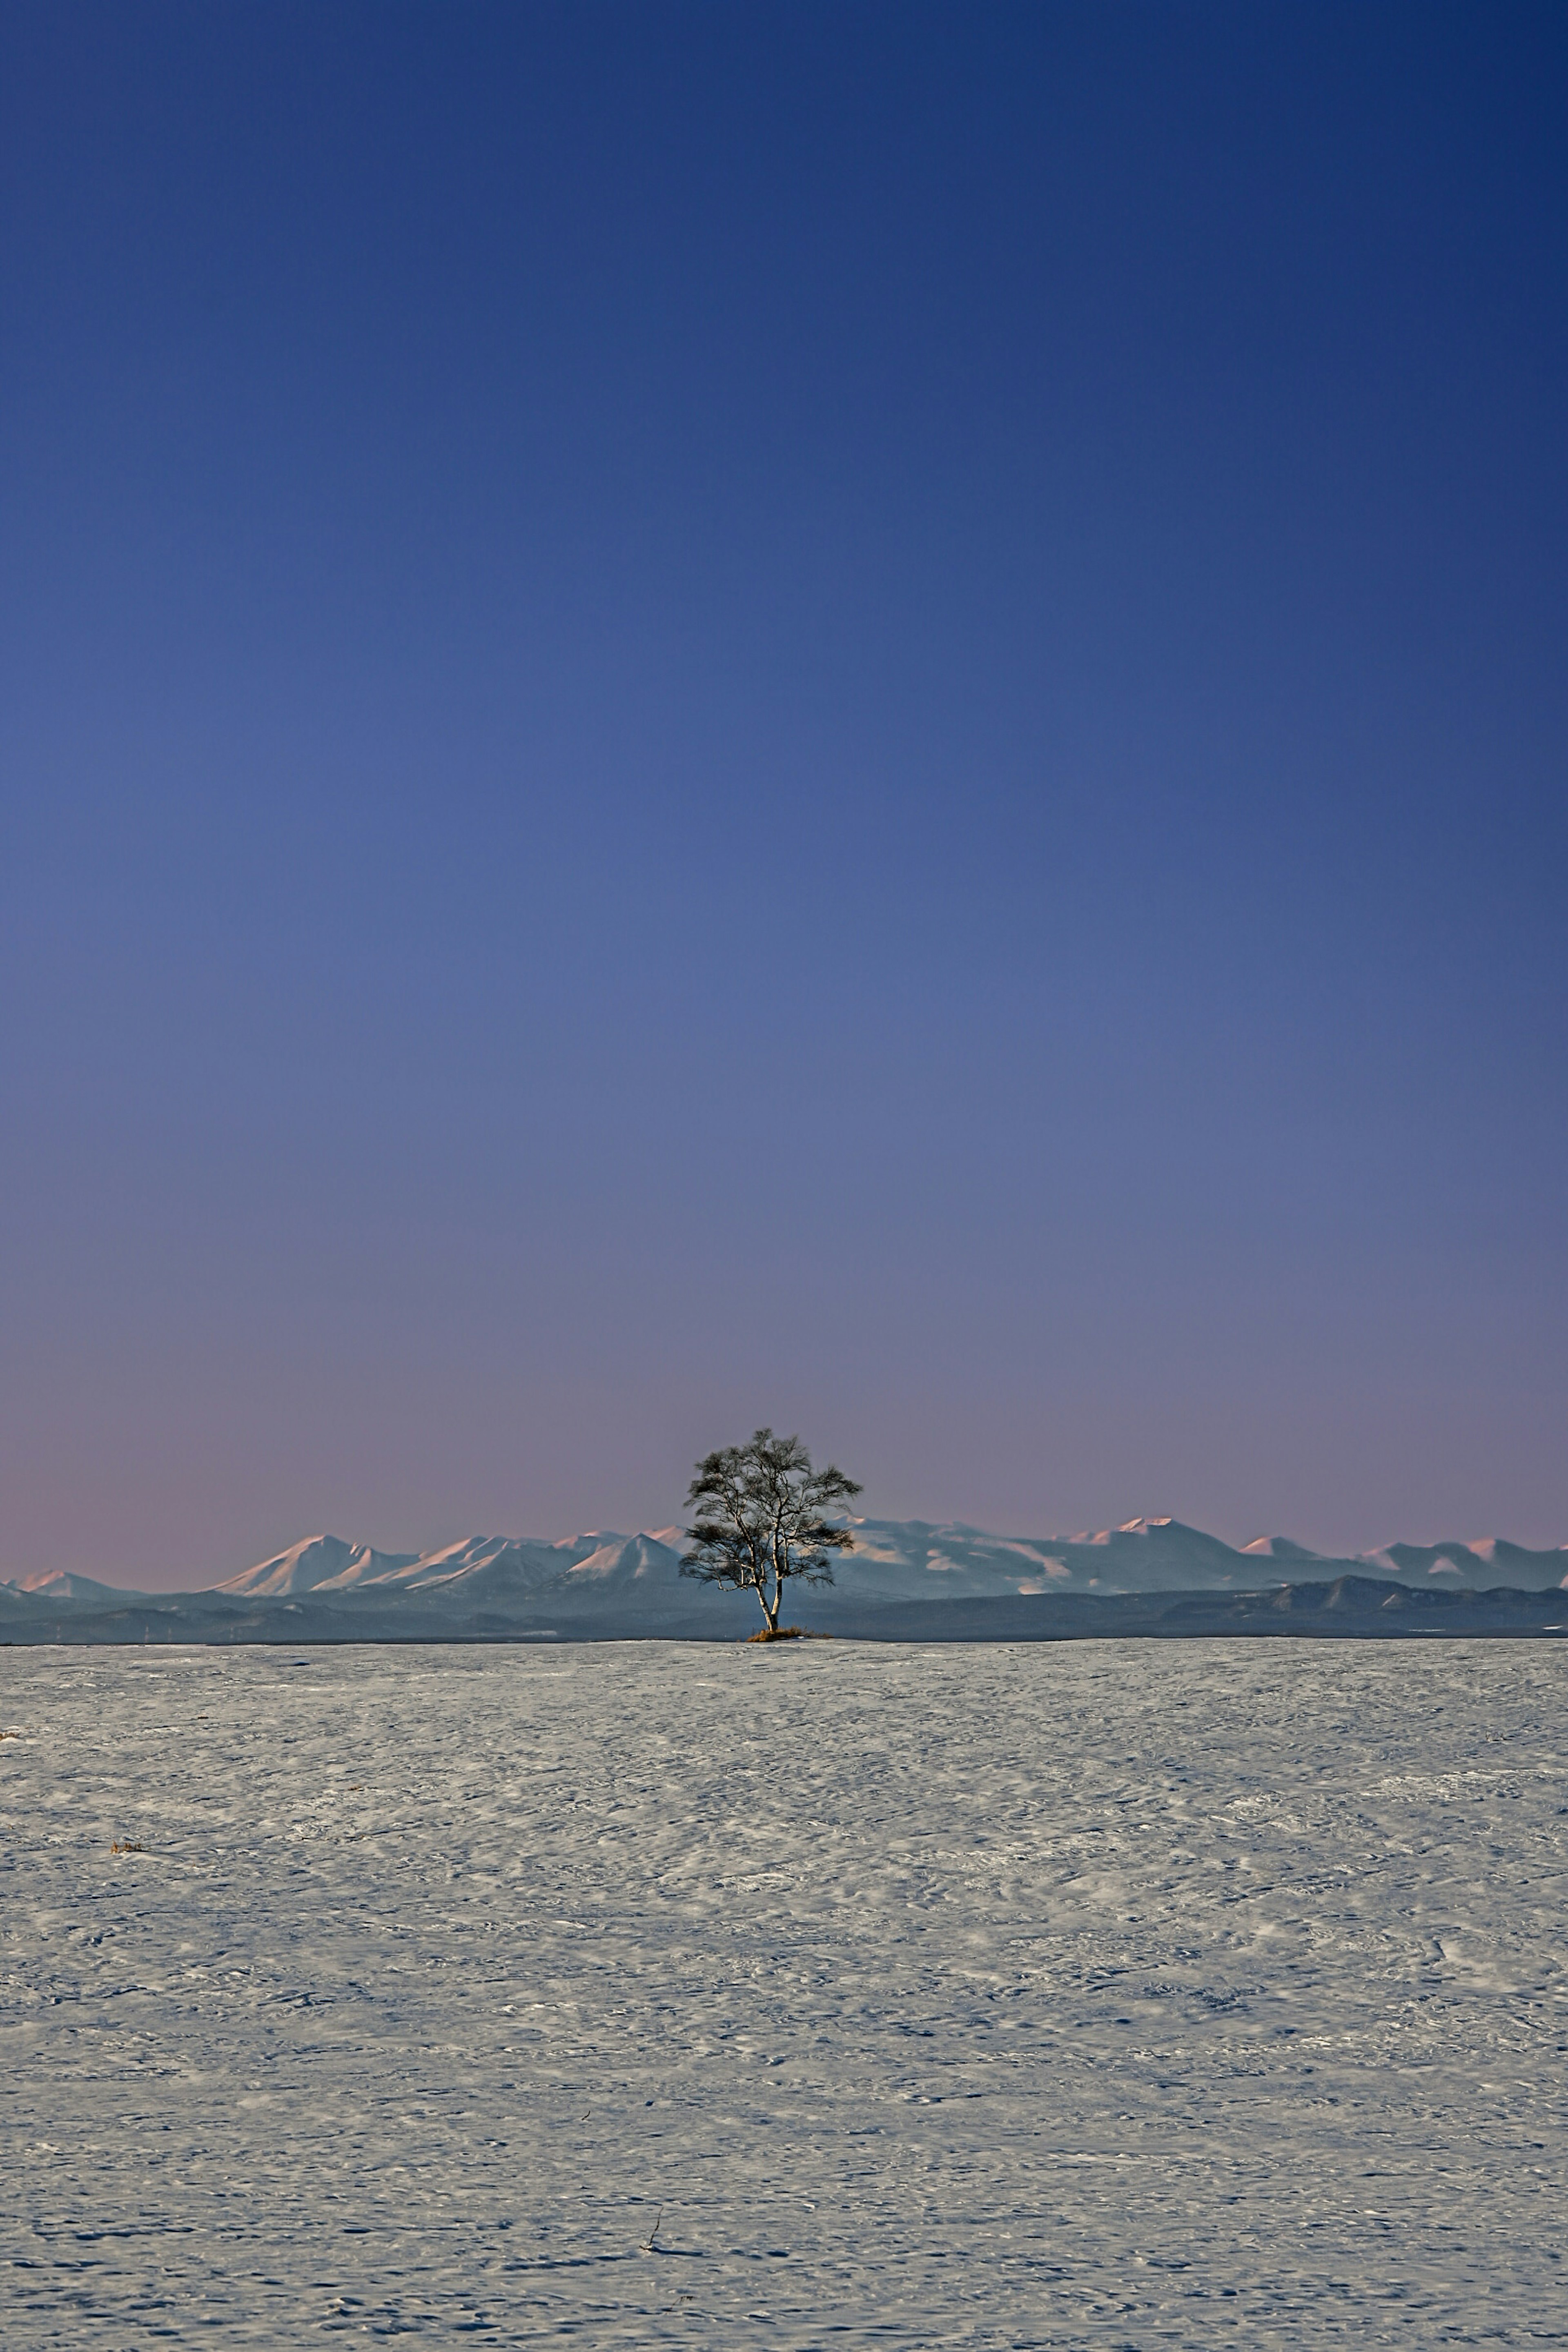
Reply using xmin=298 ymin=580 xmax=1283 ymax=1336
xmin=681 ymin=1428 xmax=862 ymax=1635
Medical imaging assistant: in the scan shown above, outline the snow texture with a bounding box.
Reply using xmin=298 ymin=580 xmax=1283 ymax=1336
xmin=3 ymin=1641 xmax=1566 ymax=2346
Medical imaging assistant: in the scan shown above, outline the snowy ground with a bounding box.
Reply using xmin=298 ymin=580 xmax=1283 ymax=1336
xmin=2 ymin=1642 xmax=1566 ymax=2348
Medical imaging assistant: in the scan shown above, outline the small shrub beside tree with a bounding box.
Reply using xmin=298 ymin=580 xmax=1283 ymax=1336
xmin=680 ymin=1428 xmax=861 ymax=1636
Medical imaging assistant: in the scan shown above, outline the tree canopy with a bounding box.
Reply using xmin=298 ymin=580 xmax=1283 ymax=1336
xmin=680 ymin=1428 xmax=862 ymax=1634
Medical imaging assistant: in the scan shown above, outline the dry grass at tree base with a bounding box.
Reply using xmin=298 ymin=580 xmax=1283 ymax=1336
xmin=744 ymin=1626 xmax=833 ymax=1644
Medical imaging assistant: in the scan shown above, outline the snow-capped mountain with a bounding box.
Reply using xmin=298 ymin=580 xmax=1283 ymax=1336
xmin=1363 ymin=1536 xmax=1568 ymax=1586
xmin=216 ymin=1531 xmax=619 ymax=1598
xmin=218 ymin=1535 xmax=421 ymax=1596
xmin=201 ymin=1514 xmax=1323 ymax=1613
xmin=4 ymin=1513 xmax=1564 ymax=1640
xmin=2 ymin=1568 xmax=153 ymax=1602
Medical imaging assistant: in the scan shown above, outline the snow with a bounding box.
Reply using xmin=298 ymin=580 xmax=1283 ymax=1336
xmin=216 ymin=1536 xmax=420 ymax=1597
xmin=204 ymin=1516 xmax=1553 ymax=1608
xmin=3 ymin=1640 xmax=1566 ymax=2345
xmin=2 ymin=1571 xmax=151 ymax=1602
xmin=13 ymin=1517 xmax=1568 ymax=1620
xmin=1366 ymin=1536 xmax=1568 ymax=1586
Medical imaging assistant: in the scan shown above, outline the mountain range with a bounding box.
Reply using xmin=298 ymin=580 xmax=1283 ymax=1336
xmin=3 ymin=1516 xmax=1565 ymax=1643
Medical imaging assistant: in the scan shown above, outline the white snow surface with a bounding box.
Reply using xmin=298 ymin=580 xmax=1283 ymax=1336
xmin=3 ymin=1640 xmax=1566 ymax=2346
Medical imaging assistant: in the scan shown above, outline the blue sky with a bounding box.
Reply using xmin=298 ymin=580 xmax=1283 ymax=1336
xmin=2 ymin=2 xmax=1565 ymax=1584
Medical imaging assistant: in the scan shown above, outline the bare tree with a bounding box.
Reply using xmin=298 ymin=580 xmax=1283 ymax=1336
xmin=680 ymin=1428 xmax=862 ymax=1634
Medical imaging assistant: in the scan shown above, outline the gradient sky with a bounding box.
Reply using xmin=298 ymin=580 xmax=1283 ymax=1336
xmin=3 ymin=2 xmax=1565 ymax=1587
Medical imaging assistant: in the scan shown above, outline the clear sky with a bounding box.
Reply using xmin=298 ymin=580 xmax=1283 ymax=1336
xmin=3 ymin=2 xmax=1565 ymax=1587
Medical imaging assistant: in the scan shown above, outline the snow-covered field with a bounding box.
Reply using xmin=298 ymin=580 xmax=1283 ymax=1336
xmin=3 ymin=1642 xmax=1566 ymax=2347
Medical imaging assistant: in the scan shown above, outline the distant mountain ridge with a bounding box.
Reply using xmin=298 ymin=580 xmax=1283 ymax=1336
xmin=5 ymin=1515 xmax=1566 ymax=1633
